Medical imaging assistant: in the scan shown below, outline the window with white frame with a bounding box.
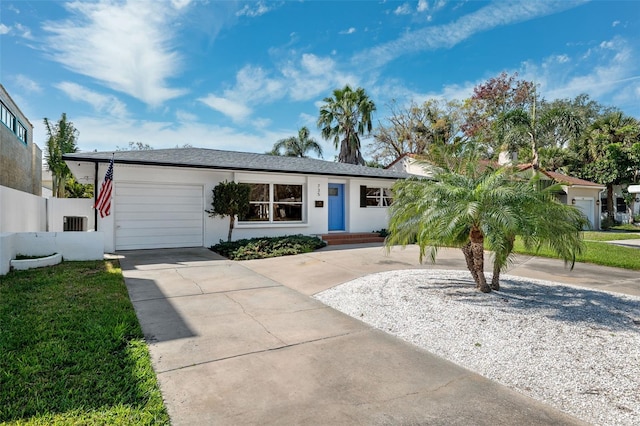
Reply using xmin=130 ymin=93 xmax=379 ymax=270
xmin=360 ymin=186 xmax=392 ymax=207
xmin=242 ymin=183 xmax=304 ymax=222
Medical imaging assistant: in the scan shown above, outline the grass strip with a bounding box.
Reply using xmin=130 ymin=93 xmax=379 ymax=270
xmin=513 ymin=239 xmax=640 ymax=271
xmin=582 ymin=231 xmax=640 ymax=241
xmin=0 ymin=261 xmax=169 ymax=425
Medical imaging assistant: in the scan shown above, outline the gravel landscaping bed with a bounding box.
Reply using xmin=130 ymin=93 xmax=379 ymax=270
xmin=315 ymin=269 xmax=640 ymax=426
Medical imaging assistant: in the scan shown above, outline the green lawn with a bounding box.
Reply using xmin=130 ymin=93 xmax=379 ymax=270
xmin=513 ymin=238 xmax=640 ymax=270
xmin=0 ymin=261 xmax=169 ymax=425
xmin=582 ymin=231 xmax=640 ymax=241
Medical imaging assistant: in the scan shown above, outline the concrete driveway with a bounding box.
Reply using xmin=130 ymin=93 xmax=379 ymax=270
xmin=116 ymin=245 xmax=639 ymax=425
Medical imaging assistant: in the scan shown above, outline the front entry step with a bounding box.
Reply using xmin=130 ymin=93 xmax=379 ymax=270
xmin=320 ymin=232 xmax=385 ymax=246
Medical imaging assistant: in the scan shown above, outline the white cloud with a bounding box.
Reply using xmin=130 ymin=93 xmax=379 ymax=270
xmin=14 ymin=75 xmax=42 ymax=93
xmin=42 ymin=0 xmax=188 ymax=106
xmin=394 ymin=3 xmax=412 ymax=15
xmin=236 ymin=1 xmax=274 ymax=17
xmin=612 ymin=20 xmax=620 ymax=27
xmin=0 ymin=24 xmax=10 ymax=35
xmin=417 ymin=0 xmax=429 ymax=13
xmin=55 ymin=82 xmax=128 ymax=118
xmin=354 ymin=0 xmax=587 ymax=68
xmin=200 ymin=54 xmax=359 ymax=122
xmin=171 ymin=0 xmax=193 ymax=10
xmin=64 ymin=114 xmax=294 ymax=155
xmin=175 ymin=110 xmax=198 ymax=122
xmin=198 ymin=95 xmax=253 ymax=123
xmin=339 ymin=27 xmax=356 ymax=35
xmin=524 ymin=37 xmax=637 ymax=103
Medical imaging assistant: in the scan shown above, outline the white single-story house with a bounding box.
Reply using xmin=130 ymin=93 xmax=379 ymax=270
xmin=63 ymin=148 xmax=408 ymax=252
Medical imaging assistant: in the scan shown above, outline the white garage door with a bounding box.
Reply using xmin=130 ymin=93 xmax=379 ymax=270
xmin=115 ymin=183 xmax=204 ymax=250
xmin=574 ymin=198 xmax=595 ymax=230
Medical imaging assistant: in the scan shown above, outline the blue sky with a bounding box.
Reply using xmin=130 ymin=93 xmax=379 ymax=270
xmin=1 ymin=0 xmax=639 ymax=160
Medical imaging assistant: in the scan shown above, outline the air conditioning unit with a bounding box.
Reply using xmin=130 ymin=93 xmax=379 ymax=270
xmin=63 ymin=216 xmax=87 ymax=232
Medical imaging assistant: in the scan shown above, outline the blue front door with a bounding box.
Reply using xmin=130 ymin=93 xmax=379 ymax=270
xmin=328 ymin=183 xmax=345 ymax=231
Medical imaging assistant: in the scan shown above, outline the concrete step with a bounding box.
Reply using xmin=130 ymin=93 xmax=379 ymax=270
xmin=321 ymin=233 xmax=386 ymax=245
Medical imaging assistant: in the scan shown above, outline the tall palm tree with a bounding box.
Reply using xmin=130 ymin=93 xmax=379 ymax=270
xmin=270 ymin=127 xmax=323 ymax=158
xmin=500 ymin=98 xmax=582 ymax=170
xmin=386 ymin=167 xmax=586 ymax=293
xmin=317 ymin=85 xmax=375 ymax=165
xmin=44 ymin=113 xmax=79 ymax=198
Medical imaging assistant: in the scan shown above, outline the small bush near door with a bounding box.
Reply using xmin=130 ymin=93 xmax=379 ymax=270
xmin=211 ymin=235 xmax=326 ymax=260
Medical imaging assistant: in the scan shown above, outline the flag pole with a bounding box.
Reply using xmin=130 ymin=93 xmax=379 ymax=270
xmin=93 ymin=161 xmax=98 ymax=231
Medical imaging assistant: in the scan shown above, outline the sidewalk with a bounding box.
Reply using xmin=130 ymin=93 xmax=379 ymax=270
xmin=116 ymin=245 xmax=640 ymax=425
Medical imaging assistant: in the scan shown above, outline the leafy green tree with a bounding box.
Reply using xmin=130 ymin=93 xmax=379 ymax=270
xmin=270 ymin=127 xmax=323 ymax=158
xmin=386 ymin=166 xmax=586 ymax=293
xmin=462 ymin=72 xmax=534 ymax=157
xmin=44 ymin=113 xmax=79 ymax=198
xmin=571 ymin=112 xmax=640 ymax=218
xmin=65 ymin=177 xmax=94 ymax=199
xmin=318 ymin=85 xmax=375 ymax=165
xmin=206 ymin=181 xmax=251 ymax=242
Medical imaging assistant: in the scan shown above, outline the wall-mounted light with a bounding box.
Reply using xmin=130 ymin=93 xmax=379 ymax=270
xmin=571 ymin=198 xmax=576 ymax=205
xmin=596 ymin=200 xmax=600 ymax=206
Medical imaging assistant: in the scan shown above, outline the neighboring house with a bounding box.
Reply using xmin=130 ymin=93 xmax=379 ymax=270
xmin=516 ymin=164 xmax=605 ymax=230
xmin=385 ymin=153 xmax=436 ymax=178
xmin=386 ymin=154 xmax=604 ymax=230
xmin=63 ymin=148 xmax=407 ymax=252
xmin=0 ymin=84 xmax=41 ymax=196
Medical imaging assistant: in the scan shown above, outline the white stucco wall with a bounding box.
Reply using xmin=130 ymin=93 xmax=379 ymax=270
xmin=347 ymin=178 xmax=394 ymax=233
xmin=0 ymin=231 xmax=104 ymax=275
xmin=0 ymin=185 xmax=46 ymax=232
xmin=48 ymin=197 xmax=95 ymax=231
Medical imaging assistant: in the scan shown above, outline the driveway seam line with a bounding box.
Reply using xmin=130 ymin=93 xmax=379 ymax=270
xmin=156 ymin=328 xmax=371 ymax=374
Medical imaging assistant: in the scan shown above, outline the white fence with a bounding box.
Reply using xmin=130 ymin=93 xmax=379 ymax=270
xmin=0 ymin=185 xmax=103 ymax=275
xmin=0 ymin=185 xmax=46 ymax=232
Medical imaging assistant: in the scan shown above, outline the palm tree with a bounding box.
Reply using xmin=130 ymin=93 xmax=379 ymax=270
xmin=44 ymin=113 xmax=79 ymax=198
xmin=500 ymin=98 xmax=582 ymax=170
xmin=386 ymin=166 xmax=586 ymax=293
xmin=486 ymin=177 xmax=588 ymax=290
xmin=270 ymin=127 xmax=323 ymax=158
xmin=317 ymin=85 xmax=375 ymax=165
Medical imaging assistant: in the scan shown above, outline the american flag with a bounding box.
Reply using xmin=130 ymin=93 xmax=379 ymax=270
xmin=94 ymin=157 xmax=114 ymax=218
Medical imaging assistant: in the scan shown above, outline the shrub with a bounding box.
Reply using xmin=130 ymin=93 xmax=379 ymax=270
xmin=600 ymin=217 xmax=616 ymax=230
xmin=211 ymin=235 xmax=326 ymax=260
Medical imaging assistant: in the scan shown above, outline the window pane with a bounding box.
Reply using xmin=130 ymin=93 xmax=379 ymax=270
xmin=274 ymin=184 xmax=302 ymax=202
xmin=249 ymin=183 xmax=269 ymax=202
xmin=366 ymin=187 xmax=381 ymax=197
xmin=273 ymin=203 xmax=302 ymax=221
xmin=245 ymin=203 xmax=270 ymax=221
xmin=382 ymin=188 xmax=393 ymax=206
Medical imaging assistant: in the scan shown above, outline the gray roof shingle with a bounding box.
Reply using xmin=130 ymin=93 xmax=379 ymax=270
xmin=63 ymin=148 xmax=408 ymax=179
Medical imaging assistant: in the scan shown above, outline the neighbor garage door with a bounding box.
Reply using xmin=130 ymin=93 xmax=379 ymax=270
xmin=115 ymin=183 xmax=204 ymax=250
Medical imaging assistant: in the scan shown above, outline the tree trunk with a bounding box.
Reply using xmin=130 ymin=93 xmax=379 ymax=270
xmin=227 ymin=215 xmax=234 ymax=242
xmin=607 ymin=183 xmax=615 ymax=220
xmin=461 ymin=242 xmax=479 ymax=285
xmin=530 ymin=132 xmax=539 ymax=170
xmin=491 ymin=235 xmax=514 ymax=291
xmin=470 ymin=227 xmax=490 ymax=293
xmin=491 ymin=260 xmax=501 ymax=291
